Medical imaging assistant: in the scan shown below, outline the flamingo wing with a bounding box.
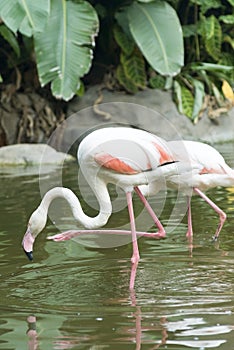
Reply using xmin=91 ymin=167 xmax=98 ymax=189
xmin=94 ymin=152 xmax=140 ymax=174
xmin=169 ymin=140 xmax=230 ymax=175
xmin=78 ymin=127 xmax=175 ymax=175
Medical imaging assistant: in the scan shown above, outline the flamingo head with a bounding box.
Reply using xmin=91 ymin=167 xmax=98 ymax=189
xmin=22 ymin=207 xmax=47 ymax=261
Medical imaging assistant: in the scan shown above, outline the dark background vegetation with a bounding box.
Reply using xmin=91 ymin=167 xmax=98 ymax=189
xmin=0 ymin=0 xmax=233 ymax=145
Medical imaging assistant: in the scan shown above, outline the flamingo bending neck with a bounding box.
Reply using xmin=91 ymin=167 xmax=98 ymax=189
xmin=40 ymin=186 xmax=112 ymax=230
xmin=22 ymin=183 xmax=113 ymax=260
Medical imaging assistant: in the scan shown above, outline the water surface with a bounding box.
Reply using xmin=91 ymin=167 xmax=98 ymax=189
xmin=1 ymin=143 xmax=234 ymax=349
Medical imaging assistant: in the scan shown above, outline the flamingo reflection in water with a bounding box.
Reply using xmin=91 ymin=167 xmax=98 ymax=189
xmin=25 ymin=290 xmax=168 ymax=350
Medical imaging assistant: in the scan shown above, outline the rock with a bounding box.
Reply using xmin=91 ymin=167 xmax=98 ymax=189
xmin=0 ymin=144 xmax=75 ymax=165
xmin=1 ymin=86 xmax=233 ymax=155
xmin=63 ymin=86 xmax=234 ymax=151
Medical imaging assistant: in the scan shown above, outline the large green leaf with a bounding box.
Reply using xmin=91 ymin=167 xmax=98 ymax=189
xmin=173 ymin=80 xmax=194 ymax=119
xmin=120 ymin=50 xmax=146 ymax=88
xmin=173 ymin=80 xmax=183 ymax=114
xmin=113 ymin=24 xmax=134 ymax=56
xmin=0 ymin=0 xmax=50 ymax=36
xmin=181 ymin=85 xmax=194 ymax=119
xmin=127 ymin=1 xmax=184 ymax=76
xmin=34 ymin=0 xmax=99 ymax=101
xmin=190 ymin=78 xmax=205 ymax=122
xmin=201 ymin=15 xmax=222 ymax=61
xmin=116 ymin=64 xmax=139 ymax=94
xmin=0 ymin=0 xmax=24 ymax=34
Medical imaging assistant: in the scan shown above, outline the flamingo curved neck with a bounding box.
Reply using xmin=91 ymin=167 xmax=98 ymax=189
xmin=40 ymin=186 xmax=112 ymax=229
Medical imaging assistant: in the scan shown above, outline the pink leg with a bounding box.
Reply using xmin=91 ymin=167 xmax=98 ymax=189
xmin=48 ymin=229 xmax=162 ymax=242
xmin=194 ymin=187 xmax=226 ymax=240
xmin=186 ymin=196 xmax=194 ymax=256
xmin=186 ymin=196 xmax=193 ymax=238
xmin=126 ymin=191 xmax=140 ymax=290
xmin=134 ymin=186 xmax=166 ymax=238
xmin=129 ymin=262 xmax=138 ymax=291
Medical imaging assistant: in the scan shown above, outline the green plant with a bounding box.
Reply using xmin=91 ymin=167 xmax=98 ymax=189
xmin=172 ymin=0 xmax=234 ymax=122
xmin=0 ymin=0 xmax=184 ymax=100
xmin=0 ymin=0 xmax=99 ymax=100
xmin=114 ymin=0 xmax=184 ymax=92
xmin=0 ymin=0 xmax=233 ymax=122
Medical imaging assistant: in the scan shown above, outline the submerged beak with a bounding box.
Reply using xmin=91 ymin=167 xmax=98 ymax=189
xmin=22 ymin=227 xmax=34 ymax=261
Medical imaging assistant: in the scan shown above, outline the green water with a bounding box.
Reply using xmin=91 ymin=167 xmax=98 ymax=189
xmin=1 ymin=143 xmax=234 ymax=349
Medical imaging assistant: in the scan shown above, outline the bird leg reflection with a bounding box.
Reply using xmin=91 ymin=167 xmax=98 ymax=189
xmin=26 ymin=315 xmax=38 ymax=350
xmin=129 ymin=289 xmax=168 ymax=349
xmin=186 ymin=196 xmax=193 ymax=239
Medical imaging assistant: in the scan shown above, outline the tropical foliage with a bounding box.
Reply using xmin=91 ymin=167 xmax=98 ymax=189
xmin=0 ymin=0 xmax=233 ymax=122
xmin=0 ymin=0 xmax=99 ymax=101
xmin=172 ymin=0 xmax=234 ymax=122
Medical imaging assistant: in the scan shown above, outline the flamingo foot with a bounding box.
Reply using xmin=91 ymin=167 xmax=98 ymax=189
xmin=212 ymin=235 xmax=219 ymax=242
xmin=47 ymin=230 xmax=79 ymax=241
xmin=155 ymin=230 xmax=166 ymax=239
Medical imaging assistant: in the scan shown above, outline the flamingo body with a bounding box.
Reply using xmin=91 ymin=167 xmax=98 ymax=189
xmin=78 ymin=127 xmax=174 ymax=178
xmin=168 ymin=141 xmax=234 ymax=189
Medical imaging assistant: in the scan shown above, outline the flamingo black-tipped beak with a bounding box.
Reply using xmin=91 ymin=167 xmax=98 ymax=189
xmin=22 ymin=227 xmax=34 ymax=261
xmin=23 ymin=249 xmax=33 ymax=261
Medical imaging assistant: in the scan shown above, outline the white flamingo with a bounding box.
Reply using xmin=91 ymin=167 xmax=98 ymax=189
xmin=166 ymin=140 xmax=234 ymax=239
xmin=22 ymin=127 xmax=183 ymax=289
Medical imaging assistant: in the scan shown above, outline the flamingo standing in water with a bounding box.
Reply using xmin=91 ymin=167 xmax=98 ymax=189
xmin=139 ymin=140 xmax=234 ymax=239
xmin=22 ymin=127 xmax=185 ymax=289
xmin=165 ymin=140 xmax=234 ymax=239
